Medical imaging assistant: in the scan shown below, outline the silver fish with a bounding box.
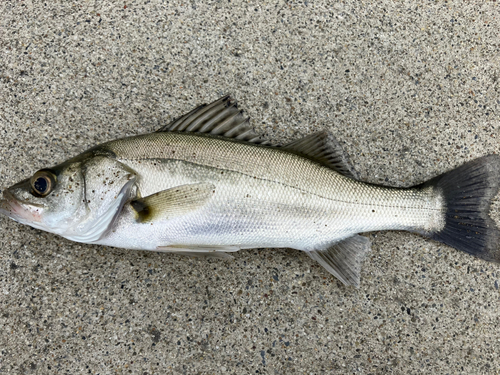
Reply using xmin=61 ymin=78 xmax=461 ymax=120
xmin=1 ymin=96 xmax=499 ymax=287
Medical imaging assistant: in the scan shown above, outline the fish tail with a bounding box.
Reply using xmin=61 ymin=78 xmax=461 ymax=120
xmin=421 ymin=155 xmax=500 ymax=262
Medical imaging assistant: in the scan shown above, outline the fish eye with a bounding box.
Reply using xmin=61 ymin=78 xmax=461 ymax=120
xmin=30 ymin=170 xmax=57 ymax=197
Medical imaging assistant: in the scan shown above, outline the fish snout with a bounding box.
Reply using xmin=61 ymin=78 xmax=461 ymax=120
xmin=0 ymin=196 xmax=11 ymax=218
xmin=0 ymin=188 xmax=15 ymax=214
xmin=0 ymin=188 xmax=43 ymax=223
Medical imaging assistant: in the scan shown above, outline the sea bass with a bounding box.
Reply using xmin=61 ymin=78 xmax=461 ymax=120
xmin=1 ymin=96 xmax=499 ymax=287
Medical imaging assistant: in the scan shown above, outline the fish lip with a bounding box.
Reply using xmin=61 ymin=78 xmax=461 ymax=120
xmin=3 ymin=188 xmax=15 ymax=202
xmin=0 ymin=189 xmax=42 ymax=223
xmin=1 ymin=192 xmax=20 ymax=220
xmin=0 ymin=199 xmax=8 ymax=213
xmin=0 ymin=199 xmax=16 ymax=220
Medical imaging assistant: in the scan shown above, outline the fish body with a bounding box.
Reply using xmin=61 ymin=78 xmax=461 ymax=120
xmin=95 ymin=131 xmax=442 ymax=251
xmin=1 ymin=96 xmax=499 ymax=287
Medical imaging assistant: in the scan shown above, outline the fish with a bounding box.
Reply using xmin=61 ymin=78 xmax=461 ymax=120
xmin=1 ymin=96 xmax=499 ymax=287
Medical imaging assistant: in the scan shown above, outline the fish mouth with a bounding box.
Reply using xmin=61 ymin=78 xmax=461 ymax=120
xmin=0 ymin=199 xmax=11 ymax=218
xmin=0 ymin=189 xmax=42 ymax=224
xmin=0 ymin=190 xmax=18 ymax=219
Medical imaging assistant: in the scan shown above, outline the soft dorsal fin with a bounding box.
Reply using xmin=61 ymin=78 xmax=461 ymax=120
xmin=156 ymin=96 xmax=269 ymax=144
xmin=307 ymin=235 xmax=371 ymax=288
xmin=130 ymin=182 xmax=214 ymax=223
xmin=282 ymin=131 xmax=359 ymax=179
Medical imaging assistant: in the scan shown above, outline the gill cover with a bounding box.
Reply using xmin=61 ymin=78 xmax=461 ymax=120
xmin=62 ymin=157 xmax=136 ymax=243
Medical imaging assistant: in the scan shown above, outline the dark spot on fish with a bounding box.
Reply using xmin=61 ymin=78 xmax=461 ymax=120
xmin=131 ymin=199 xmax=151 ymax=222
xmin=372 ymin=210 xmax=375 ymax=212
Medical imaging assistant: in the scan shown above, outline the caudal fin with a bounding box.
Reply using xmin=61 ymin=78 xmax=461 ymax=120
xmin=422 ymin=155 xmax=500 ymax=262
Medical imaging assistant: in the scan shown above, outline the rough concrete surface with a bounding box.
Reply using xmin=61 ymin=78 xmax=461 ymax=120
xmin=1 ymin=1 xmax=499 ymax=374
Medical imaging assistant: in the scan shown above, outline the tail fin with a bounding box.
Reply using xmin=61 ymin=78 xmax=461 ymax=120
xmin=422 ymin=155 xmax=500 ymax=262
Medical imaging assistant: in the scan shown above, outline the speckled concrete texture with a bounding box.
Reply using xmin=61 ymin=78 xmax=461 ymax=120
xmin=1 ymin=1 xmax=499 ymax=374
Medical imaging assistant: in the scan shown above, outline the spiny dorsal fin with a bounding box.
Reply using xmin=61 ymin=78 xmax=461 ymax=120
xmin=283 ymin=131 xmax=359 ymax=180
xmin=130 ymin=182 xmax=214 ymax=223
xmin=156 ymin=96 xmax=269 ymax=144
xmin=307 ymin=235 xmax=371 ymax=288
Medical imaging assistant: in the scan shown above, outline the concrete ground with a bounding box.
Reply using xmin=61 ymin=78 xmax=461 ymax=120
xmin=1 ymin=1 xmax=499 ymax=373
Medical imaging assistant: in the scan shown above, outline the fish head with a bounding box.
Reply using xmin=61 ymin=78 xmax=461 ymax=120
xmin=1 ymin=162 xmax=85 ymax=233
xmin=1 ymin=155 xmax=136 ymax=243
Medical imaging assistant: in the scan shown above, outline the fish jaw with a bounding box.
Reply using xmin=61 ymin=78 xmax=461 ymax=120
xmin=0 ymin=197 xmax=12 ymax=218
xmin=0 ymin=189 xmax=44 ymax=225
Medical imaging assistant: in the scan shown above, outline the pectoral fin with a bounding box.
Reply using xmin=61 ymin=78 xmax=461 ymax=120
xmin=131 ymin=182 xmax=215 ymax=223
xmin=307 ymin=235 xmax=371 ymax=288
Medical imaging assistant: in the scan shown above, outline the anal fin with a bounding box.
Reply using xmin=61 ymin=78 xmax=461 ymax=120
xmin=307 ymin=235 xmax=371 ymax=288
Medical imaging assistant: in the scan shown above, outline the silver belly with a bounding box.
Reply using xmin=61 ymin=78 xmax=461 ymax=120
xmin=96 ymin=159 xmax=443 ymax=252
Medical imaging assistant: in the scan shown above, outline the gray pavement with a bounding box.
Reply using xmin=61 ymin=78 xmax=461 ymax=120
xmin=1 ymin=1 xmax=499 ymax=374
